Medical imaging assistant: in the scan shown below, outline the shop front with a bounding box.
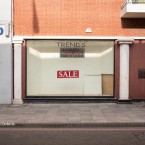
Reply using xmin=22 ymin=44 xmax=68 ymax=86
xmin=26 ymin=40 xmax=114 ymax=98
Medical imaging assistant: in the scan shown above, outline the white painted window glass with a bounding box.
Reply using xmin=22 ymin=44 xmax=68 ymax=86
xmin=26 ymin=40 xmax=114 ymax=96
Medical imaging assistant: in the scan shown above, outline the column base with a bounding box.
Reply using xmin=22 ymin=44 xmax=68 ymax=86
xmin=117 ymin=99 xmax=132 ymax=104
xmin=13 ymin=99 xmax=23 ymax=104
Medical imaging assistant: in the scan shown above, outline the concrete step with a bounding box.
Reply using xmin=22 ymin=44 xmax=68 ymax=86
xmin=23 ymin=96 xmax=117 ymax=103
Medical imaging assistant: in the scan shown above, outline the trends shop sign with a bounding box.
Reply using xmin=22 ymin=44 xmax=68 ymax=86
xmin=57 ymin=41 xmax=85 ymax=58
xmin=57 ymin=70 xmax=79 ymax=78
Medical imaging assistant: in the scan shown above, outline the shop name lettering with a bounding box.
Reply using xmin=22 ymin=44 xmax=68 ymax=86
xmin=57 ymin=70 xmax=79 ymax=78
xmin=57 ymin=42 xmax=85 ymax=48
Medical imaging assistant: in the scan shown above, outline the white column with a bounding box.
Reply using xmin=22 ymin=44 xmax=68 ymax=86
xmin=118 ymin=38 xmax=134 ymax=100
xmin=13 ymin=41 xmax=23 ymax=104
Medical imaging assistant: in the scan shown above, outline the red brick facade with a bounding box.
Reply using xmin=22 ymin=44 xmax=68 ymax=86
xmin=14 ymin=0 xmax=145 ymax=36
xmin=14 ymin=0 xmax=145 ymax=100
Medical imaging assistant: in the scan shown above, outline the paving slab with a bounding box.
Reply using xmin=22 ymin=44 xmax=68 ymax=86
xmin=0 ymin=102 xmax=145 ymax=127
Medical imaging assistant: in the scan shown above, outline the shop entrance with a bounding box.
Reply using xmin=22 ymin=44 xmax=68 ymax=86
xmin=26 ymin=40 xmax=114 ymax=97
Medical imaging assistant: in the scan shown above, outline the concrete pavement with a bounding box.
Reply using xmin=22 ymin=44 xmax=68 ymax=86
xmin=0 ymin=102 xmax=145 ymax=127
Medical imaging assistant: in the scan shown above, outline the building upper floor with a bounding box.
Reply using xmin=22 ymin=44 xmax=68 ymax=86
xmin=13 ymin=0 xmax=145 ymax=37
xmin=121 ymin=0 xmax=145 ymax=18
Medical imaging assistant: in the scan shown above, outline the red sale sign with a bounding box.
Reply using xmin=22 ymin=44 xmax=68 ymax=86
xmin=57 ymin=70 xmax=79 ymax=78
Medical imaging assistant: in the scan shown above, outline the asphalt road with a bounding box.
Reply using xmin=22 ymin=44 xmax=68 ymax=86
xmin=0 ymin=128 xmax=145 ymax=145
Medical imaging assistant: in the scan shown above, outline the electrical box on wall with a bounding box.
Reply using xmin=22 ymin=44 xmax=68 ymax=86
xmin=138 ymin=69 xmax=145 ymax=79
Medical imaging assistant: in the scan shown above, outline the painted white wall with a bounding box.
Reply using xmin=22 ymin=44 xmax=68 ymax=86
xmin=0 ymin=43 xmax=12 ymax=104
xmin=0 ymin=0 xmax=11 ymax=20
xmin=0 ymin=0 xmax=12 ymax=104
xmin=100 ymin=52 xmax=113 ymax=74
xmin=41 ymin=58 xmax=84 ymax=95
xmin=27 ymin=42 xmax=41 ymax=95
xmin=84 ymin=76 xmax=102 ymax=95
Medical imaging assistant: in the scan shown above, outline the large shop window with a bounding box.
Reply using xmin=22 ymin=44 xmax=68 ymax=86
xmin=26 ymin=40 xmax=114 ymax=96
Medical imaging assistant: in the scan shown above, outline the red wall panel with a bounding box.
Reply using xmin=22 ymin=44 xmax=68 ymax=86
xmin=129 ymin=40 xmax=145 ymax=99
xmin=114 ymin=41 xmax=119 ymax=99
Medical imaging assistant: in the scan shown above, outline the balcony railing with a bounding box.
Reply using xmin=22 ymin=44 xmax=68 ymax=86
xmin=121 ymin=0 xmax=145 ymax=10
xmin=121 ymin=0 xmax=145 ymax=18
xmin=132 ymin=0 xmax=145 ymax=4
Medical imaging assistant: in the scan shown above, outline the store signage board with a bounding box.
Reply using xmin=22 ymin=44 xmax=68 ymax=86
xmin=57 ymin=70 xmax=79 ymax=78
xmin=0 ymin=27 xmax=4 ymax=35
xmin=60 ymin=48 xmax=84 ymax=58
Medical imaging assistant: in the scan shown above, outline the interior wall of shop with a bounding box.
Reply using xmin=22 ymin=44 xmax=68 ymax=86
xmin=14 ymin=0 xmax=145 ymax=37
xmin=26 ymin=40 xmax=114 ymax=96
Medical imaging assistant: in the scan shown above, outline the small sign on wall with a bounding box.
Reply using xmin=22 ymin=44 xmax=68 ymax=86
xmin=138 ymin=69 xmax=145 ymax=79
xmin=57 ymin=70 xmax=79 ymax=78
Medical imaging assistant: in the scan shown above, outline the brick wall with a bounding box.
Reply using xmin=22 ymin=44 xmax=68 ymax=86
xmin=14 ymin=0 xmax=145 ymax=36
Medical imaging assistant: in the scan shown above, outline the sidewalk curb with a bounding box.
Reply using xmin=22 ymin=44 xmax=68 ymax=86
xmin=1 ymin=122 xmax=145 ymax=128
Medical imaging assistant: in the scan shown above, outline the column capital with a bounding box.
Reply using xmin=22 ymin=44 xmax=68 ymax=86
xmin=13 ymin=40 xmax=23 ymax=44
xmin=13 ymin=36 xmax=24 ymax=44
xmin=117 ymin=37 xmax=134 ymax=44
xmin=13 ymin=99 xmax=23 ymax=104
